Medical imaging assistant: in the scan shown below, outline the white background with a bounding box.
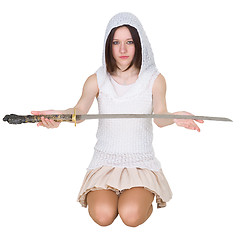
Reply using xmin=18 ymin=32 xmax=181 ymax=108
xmin=0 ymin=0 xmax=239 ymax=239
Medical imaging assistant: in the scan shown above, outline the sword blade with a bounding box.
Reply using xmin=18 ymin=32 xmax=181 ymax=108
xmin=76 ymin=114 xmax=232 ymax=122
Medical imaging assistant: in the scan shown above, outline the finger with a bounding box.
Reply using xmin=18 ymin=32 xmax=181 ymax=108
xmin=184 ymin=126 xmax=200 ymax=132
xmin=49 ymin=119 xmax=59 ymax=128
xmin=176 ymin=121 xmax=190 ymax=128
xmin=43 ymin=118 xmax=60 ymax=128
xmin=32 ymin=111 xmax=50 ymax=115
xmin=37 ymin=122 xmax=43 ymax=127
xmin=45 ymin=118 xmax=56 ymax=128
xmin=41 ymin=117 xmax=51 ymax=128
xmin=175 ymin=119 xmax=202 ymax=132
xmin=31 ymin=110 xmax=62 ymax=115
xmin=181 ymin=121 xmax=200 ymax=131
xmin=192 ymin=122 xmax=201 ymax=131
xmin=32 ymin=111 xmax=41 ymax=115
xmin=191 ymin=124 xmax=200 ymax=132
xmin=45 ymin=118 xmax=53 ymax=127
xmin=187 ymin=125 xmax=200 ymax=131
xmin=191 ymin=122 xmax=200 ymax=131
xmin=195 ymin=119 xmax=204 ymax=123
xmin=41 ymin=117 xmax=48 ymax=128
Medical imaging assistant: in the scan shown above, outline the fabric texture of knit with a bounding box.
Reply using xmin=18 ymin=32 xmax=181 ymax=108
xmin=87 ymin=12 xmax=162 ymax=172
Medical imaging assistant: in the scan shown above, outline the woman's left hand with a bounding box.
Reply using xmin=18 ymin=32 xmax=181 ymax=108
xmin=173 ymin=111 xmax=204 ymax=132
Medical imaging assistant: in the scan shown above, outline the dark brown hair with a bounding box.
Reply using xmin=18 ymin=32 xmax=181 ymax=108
xmin=105 ymin=24 xmax=142 ymax=73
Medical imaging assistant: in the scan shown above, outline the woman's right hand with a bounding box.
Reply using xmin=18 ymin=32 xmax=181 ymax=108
xmin=31 ymin=110 xmax=62 ymax=128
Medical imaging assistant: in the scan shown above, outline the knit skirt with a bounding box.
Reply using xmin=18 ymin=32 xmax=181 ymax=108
xmin=77 ymin=166 xmax=173 ymax=208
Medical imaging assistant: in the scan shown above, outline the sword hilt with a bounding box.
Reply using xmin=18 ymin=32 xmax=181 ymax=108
xmin=3 ymin=114 xmax=72 ymax=124
xmin=3 ymin=114 xmax=34 ymax=124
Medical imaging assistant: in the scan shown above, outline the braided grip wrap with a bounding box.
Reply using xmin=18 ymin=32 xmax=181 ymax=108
xmin=3 ymin=114 xmax=72 ymax=124
xmin=3 ymin=114 xmax=40 ymax=124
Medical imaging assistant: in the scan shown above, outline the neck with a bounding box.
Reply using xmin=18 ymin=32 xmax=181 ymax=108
xmin=114 ymin=65 xmax=139 ymax=79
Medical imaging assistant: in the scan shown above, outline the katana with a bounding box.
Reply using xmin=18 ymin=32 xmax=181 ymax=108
xmin=3 ymin=111 xmax=233 ymax=127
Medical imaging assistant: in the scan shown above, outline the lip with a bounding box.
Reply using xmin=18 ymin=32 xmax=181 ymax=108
xmin=119 ymin=56 xmax=129 ymax=59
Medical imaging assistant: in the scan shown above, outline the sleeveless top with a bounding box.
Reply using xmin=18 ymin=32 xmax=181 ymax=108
xmin=110 ymin=76 xmax=134 ymax=97
xmin=86 ymin=67 xmax=162 ymax=172
xmin=87 ymin=12 xmax=162 ymax=171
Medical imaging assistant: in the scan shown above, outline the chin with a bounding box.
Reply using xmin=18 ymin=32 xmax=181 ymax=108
xmin=118 ymin=65 xmax=130 ymax=71
xmin=117 ymin=62 xmax=132 ymax=68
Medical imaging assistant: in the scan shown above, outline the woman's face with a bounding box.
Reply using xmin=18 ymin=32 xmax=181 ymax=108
xmin=112 ymin=26 xmax=135 ymax=71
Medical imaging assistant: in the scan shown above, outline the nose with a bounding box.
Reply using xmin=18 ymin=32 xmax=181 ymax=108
xmin=120 ymin=42 xmax=127 ymax=53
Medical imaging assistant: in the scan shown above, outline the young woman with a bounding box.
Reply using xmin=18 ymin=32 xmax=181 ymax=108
xmin=32 ymin=12 xmax=203 ymax=227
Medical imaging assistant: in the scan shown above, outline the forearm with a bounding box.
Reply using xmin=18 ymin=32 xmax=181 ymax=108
xmin=153 ymin=112 xmax=175 ymax=128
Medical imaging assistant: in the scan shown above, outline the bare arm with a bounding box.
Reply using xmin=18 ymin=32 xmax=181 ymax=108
xmin=32 ymin=73 xmax=99 ymax=127
xmin=152 ymin=73 xmax=174 ymax=127
xmin=62 ymin=73 xmax=99 ymax=123
xmin=152 ymin=74 xmax=204 ymax=131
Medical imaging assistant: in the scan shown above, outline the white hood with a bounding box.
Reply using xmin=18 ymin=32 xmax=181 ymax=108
xmin=97 ymin=12 xmax=159 ymax=99
xmin=102 ymin=12 xmax=158 ymax=74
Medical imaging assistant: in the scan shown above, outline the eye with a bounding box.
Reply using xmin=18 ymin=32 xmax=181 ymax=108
xmin=127 ymin=40 xmax=134 ymax=45
xmin=112 ymin=41 xmax=119 ymax=45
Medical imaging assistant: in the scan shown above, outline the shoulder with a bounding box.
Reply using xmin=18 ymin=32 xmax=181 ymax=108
xmin=86 ymin=73 xmax=97 ymax=83
xmin=83 ymin=73 xmax=99 ymax=94
xmin=152 ymin=73 xmax=166 ymax=94
xmin=84 ymin=73 xmax=97 ymax=88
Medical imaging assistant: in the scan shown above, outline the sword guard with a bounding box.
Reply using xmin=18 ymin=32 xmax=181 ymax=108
xmin=72 ymin=108 xmax=77 ymax=127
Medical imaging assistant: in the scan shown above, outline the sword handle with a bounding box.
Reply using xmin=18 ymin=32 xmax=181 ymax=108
xmin=3 ymin=114 xmax=71 ymax=124
xmin=3 ymin=114 xmax=38 ymax=124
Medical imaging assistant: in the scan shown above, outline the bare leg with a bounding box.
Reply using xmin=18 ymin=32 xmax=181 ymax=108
xmin=86 ymin=189 xmax=119 ymax=227
xmin=118 ymin=187 xmax=154 ymax=227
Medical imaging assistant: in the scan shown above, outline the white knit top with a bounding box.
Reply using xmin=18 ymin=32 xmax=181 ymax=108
xmin=86 ymin=12 xmax=162 ymax=172
xmin=87 ymin=68 xmax=161 ymax=171
xmin=110 ymin=76 xmax=133 ymax=97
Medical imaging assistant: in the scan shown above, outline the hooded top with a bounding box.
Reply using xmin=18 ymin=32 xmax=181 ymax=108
xmin=96 ymin=12 xmax=160 ymax=100
xmin=102 ymin=12 xmax=157 ymax=78
xmin=87 ymin=12 xmax=161 ymax=172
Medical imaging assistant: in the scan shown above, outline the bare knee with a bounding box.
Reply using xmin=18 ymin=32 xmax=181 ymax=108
xmin=119 ymin=204 xmax=152 ymax=227
xmin=86 ymin=189 xmax=118 ymax=227
xmin=88 ymin=204 xmax=118 ymax=227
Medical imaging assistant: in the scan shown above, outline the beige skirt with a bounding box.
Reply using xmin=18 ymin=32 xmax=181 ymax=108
xmin=77 ymin=166 xmax=173 ymax=208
